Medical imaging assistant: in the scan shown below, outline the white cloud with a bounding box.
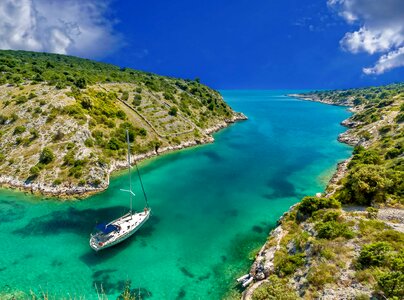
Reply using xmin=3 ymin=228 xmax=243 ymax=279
xmin=363 ymin=47 xmax=404 ymax=75
xmin=0 ymin=0 xmax=121 ymax=58
xmin=328 ymin=0 xmax=404 ymax=74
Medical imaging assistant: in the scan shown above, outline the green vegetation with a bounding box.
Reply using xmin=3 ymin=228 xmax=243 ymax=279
xmin=315 ymin=220 xmax=354 ymax=239
xmin=275 ymin=253 xmax=305 ymax=276
xmin=13 ymin=125 xmax=26 ymax=135
xmin=307 ymin=263 xmax=338 ymax=288
xmin=251 ymin=275 xmax=298 ymax=300
xmin=357 ymin=242 xmax=392 ymax=269
xmin=0 ymin=50 xmax=233 ymax=117
xmin=0 ymin=50 xmax=242 ymax=194
xmin=39 ymin=147 xmax=55 ymax=164
xmin=250 ymin=83 xmax=403 ymax=299
xmin=296 ymin=196 xmax=341 ymax=221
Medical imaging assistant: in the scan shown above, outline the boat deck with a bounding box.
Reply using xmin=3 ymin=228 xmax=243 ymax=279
xmin=90 ymin=209 xmax=150 ymax=251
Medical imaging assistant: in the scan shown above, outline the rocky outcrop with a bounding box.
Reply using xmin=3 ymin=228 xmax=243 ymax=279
xmin=204 ymin=112 xmax=247 ymax=135
xmin=250 ymin=226 xmax=286 ymax=280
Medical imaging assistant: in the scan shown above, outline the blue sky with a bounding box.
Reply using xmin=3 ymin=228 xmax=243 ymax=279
xmin=1 ymin=0 xmax=403 ymax=89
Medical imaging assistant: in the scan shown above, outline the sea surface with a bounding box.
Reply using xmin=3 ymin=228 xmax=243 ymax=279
xmin=0 ymin=91 xmax=352 ymax=299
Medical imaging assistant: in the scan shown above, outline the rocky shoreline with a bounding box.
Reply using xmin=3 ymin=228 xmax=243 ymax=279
xmin=0 ymin=112 xmax=247 ymax=199
xmin=242 ymin=95 xmax=358 ymax=299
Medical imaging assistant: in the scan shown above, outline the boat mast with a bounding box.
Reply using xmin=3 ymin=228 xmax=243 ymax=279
xmin=126 ymin=129 xmax=132 ymax=214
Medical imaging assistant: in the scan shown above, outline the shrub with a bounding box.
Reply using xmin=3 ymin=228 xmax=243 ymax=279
xmin=358 ymin=219 xmax=389 ymax=238
xmin=80 ymin=96 xmax=93 ymax=109
xmin=390 ymin=250 xmax=404 ymax=271
xmin=52 ymin=130 xmax=64 ymax=141
xmin=355 ymin=293 xmax=370 ymax=300
xmin=163 ymin=92 xmax=175 ymax=101
xmin=276 ymin=253 xmax=305 ymax=277
xmin=366 ymin=207 xmax=378 ymax=219
xmin=316 ymin=221 xmax=354 ymax=240
xmin=39 ymin=147 xmax=55 ymax=164
xmin=375 ymin=230 xmax=404 ymax=251
xmin=15 ymin=95 xmax=27 ymax=104
xmin=29 ymin=165 xmax=40 ymax=177
xmin=349 ymin=149 xmax=381 ymax=167
xmin=116 ymin=110 xmax=126 ymax=119
xmin=53 ymin=179 xmax=62 ymax=185
xmin=341 ymin=165 xmax=393 ymax=205
xmin=84 ymin=138 xmax=94 ymax=147
xmin=395 ymin=112 xmax=404 ymax=123
xmin=307 ymin=263 xmax=337 ymax=288
xmin=63 ymin=150 xmax=75 ymax=166
xmin=296 ymin=196 xmax=341 ymax=221
xmin=313 ymin=209 xmax=341 ymax=222
xmin=107 ymin=137 xmax=122 ymax=150
xmin=74 ymin=77 xmax=87 ymax=89
xmin=69 ymin=165 xmax=83 ymax=179
xmin=133 ymin=94 xmax=141 ymax=106
xmin=385 ymin=148 xmax=401 ymax=159
xmin=13 ymin=125 xmax=26 ymax=135
xmin=92 ymin=179 xmax=102 ymax=186
xmin=30 ymin=128 xmax=39 ymax=139
xmin=168 ymin=107 xmax=178 ymax=116
xmin=66 ymin=142 xmax=75 ymax=150
xmin=121 ymin=91 xmax=129 ymax=101
xmin=378 ymin=125 xmax=392 ymax=135
xmin=251 ymin=275 xmax=298 ymax=300
xmin=377 ymin=271 xmax=404 ymax=298
xmin=357 ymin=242 xmax=392 ymax=269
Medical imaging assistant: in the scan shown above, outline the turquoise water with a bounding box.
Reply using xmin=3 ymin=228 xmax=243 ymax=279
xmin=0 ymin=91 xmax=352 ymax=299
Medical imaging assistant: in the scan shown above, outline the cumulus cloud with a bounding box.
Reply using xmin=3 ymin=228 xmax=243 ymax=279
xmin=328 ymin=0 xmax=404 ymax=74
xmin=0 ymin=0 xmax=121 ymax=58
xmin=363 ymin=47 xmax=404 ymax=75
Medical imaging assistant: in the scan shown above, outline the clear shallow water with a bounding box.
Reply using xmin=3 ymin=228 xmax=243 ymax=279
xmin=0 ymin=91 xmax=352 ymax=299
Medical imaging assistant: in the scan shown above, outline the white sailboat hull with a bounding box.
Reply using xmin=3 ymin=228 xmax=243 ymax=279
xmin=90 ymin=209 xmax=150 ymax=251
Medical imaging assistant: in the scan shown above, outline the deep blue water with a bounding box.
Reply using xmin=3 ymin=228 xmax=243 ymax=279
xmin=0 ymin=90 xmax=352 ymax=299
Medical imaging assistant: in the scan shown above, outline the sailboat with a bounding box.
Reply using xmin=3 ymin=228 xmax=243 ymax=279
xmin=90 ymin=130 xmax=151 ymax=251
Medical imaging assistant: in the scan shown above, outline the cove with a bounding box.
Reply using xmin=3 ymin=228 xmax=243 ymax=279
xmin=0 ymin=90 xmax=352 ymax=299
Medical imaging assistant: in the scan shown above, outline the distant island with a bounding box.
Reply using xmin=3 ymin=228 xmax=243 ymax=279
xmin=0 ymin=50 xmax=246 ymax=198
xmin=244 ymin=84 xmax=403 ymax=300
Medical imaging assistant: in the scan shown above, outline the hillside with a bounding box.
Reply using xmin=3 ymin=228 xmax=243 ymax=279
xmin=243 ymin=84 xmax=403 ymax=300
xmin=0 ymin=50 xmax=246 ymax=197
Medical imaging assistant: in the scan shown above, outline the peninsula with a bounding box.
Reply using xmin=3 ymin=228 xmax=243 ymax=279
xmin=244 ymin=84 xmax=403 ymax=299
xmin=0 ymin=50 xmax=246 ymax=198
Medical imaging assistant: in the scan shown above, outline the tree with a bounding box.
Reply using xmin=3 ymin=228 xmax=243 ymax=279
xmin=168 ymin=107 xmax=178 ymax=116
xmin=133 ymin=94 xmax=141 ymax=106
xmin=39 ymin=147 xmax=55 ymax=164
xmin=296 ymin=196 xmax=341 ymax=221
xmin=121 ymin=91 xmax=129 ymax=101
xmin=13 ymin=125 xmax=26 ymax=135
xmin=29 ymin=165 xmax=40 ymax=177
xmin=343 ymin=165 xmax=393 ymax=205
xmin=74 ymin=77 xmax=87 ymax=89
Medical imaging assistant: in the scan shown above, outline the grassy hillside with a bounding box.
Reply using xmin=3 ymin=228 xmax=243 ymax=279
xmin=246 ymin=84 xmax=403 ymax=300
xmin=0 ymin=50 xmax=245 ymax=197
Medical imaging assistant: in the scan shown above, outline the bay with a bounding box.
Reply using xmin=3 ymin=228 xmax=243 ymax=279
xmin=0 ymin=90 xmax=352 ymax=299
